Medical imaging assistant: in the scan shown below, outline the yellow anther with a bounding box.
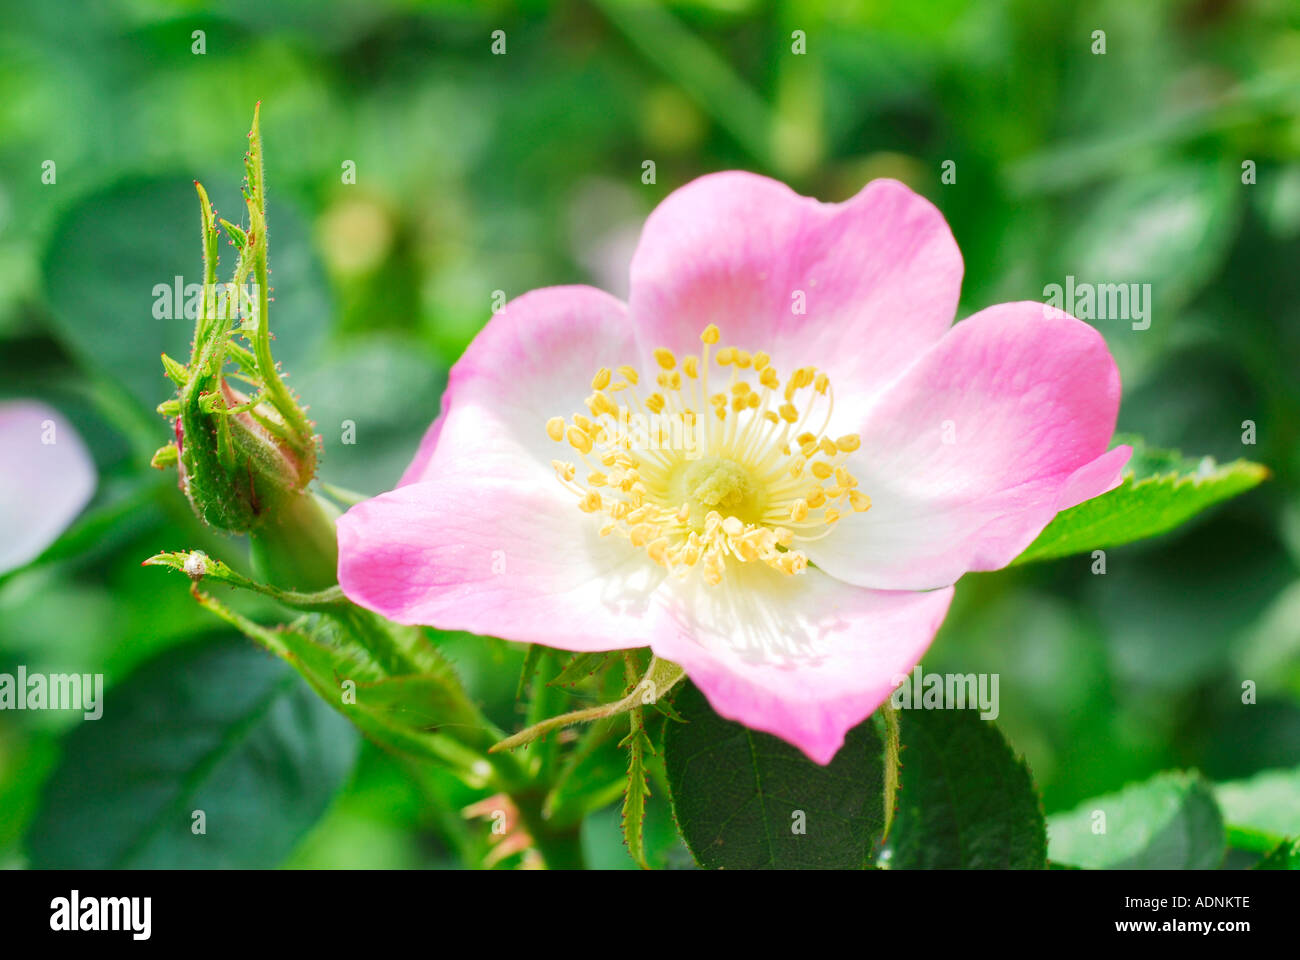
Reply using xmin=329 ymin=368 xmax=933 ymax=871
xmin=815 ymin=437 xmax=834 ymax=457
xmin=579 ymin=491 xmax=602 ymax=513
xmin=811 ymin=461 xmax=833 ymax=480
xmin=731 ymin=395 xmax=747 ymax=413
xmin=790 ymin=457 xmax=806 ymax=478
xmin=716 ymin=346 xmax=737 ymax=365
xmin=588 ymin=392 xmax=618 ymax=418
xmin=825 ymin=508 xmax=841 ymax=523
xmin=617 ymin=365 xmax=639 ymax=385
xmin=836 ymin=434 xmax=861 ymax=453
xmin=676 ymin=503 xmax=690 ymax=523
xmin=546 ymin=417 xmax=566 ymax=442
xmin=701 ymin=324 xmax=720 ymax=344
xmin=630 ymin=524 xmax=656 ymax=547
xmin=567 ymin=426 xmax=593 ymax=455
xmin=764 ymin=410 xmax=780 ymax=424
xmin=552 ymin=460 xmax=576 ymax=482
xmin=654 ymin=348 xmax=677 ymax=370
xmin=734 ymin=350 xmax=752 ymax=368
xmin=645 ymin=393 xmax=665 ymax=413
xmin=710 ymin=392 xmax=727 ymax=406
xmin=588 ymin=472 xmax=608 ymax=487
xmin=648 ymin=538 xmax=670 ymax=566
xmin=657 ymin=370 xmax=681 ymax=390
xmin=806 ymin=488 xmax=827 ymax=508
xmin=790 ymin=499 xmax=809 ymax=522
xmin=753 ymin=351 xmax=770 ymax=370
xmin=592 ymin=368 xmax=612 ymax=390
xmin=731 ymin=381 xmax=750 ymax=396
xmin=682 ymin=355 xmax=699 ymax=378
xmin=779 ymin=403 xmax=799 ymax=423
xmin=835 ymin=466 xmax=856 ymax=488
xmin=721 ymin=516 xmax=744 ymax=537
xmin=848 ymin=490 xmax=872 ymax=512
xmin=814 ymin=372 xmax=830 ymax=394
xmin=759 ymin=367 xmax=780 ymax=389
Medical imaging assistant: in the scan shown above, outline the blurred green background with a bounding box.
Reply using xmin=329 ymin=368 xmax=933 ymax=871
xmin=2 ymin=0 xmax=1299 ymax=868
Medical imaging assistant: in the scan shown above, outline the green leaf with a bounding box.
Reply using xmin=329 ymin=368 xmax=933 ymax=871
xmin=1254 ymin=838 xmax=1300 ymax=870
xmin=877 ymin=702 xmax=901 ymax=842
xmin=1215 ymin=766 xmax=1300 ymax=842
xmin=889 ymin=708 xmax=1046 ymax=869
xmin=1014 ymin=437 xmax=1267 ymax=564
xmin=620 ymin=714 xmax=653 ymax=870
xmin=663 ymin=682 xmax=885 ymax=869
xmin=26 ymin=637 xmax=358 ymax=868
xmin=178 ymin=581 xmax=499 ymax=772
xmin=549 ymin=652 xmax=613 ymax=690
xmin=1047 ymin=771 xmax=1225 ymax=869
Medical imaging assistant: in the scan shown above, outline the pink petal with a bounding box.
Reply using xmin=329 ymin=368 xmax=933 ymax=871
xmin=652 ymin=566 xmax=954 ymax=764
xmin=337 ymin=473 xmax=663 ymax=651
xmin=806 ymin=302 xmax=1128 ymax=591
xmin=0 ymin=401 xmax=96 ymax=574
xmin=399 ymin=285 xmax=638 ymax=486
xmin=628 ymin=171 xmax=962 ymax=420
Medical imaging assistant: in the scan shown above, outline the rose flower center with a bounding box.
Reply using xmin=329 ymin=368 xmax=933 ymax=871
xmin=545 ymin=324 xmax=870 ymax=585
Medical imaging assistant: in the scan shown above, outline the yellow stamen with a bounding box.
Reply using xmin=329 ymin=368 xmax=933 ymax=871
xmin=544 ymin=326 xmax=867 ymax=586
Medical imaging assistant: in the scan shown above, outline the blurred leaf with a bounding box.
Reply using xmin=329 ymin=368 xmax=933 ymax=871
xmin=889 ymin=708 xmax=1046 ymax=869
xmin=664 ymin=682 xmax=885 ymax=869
xmin=1056 ymin=164 xmax=1238 ymax=317
xmin=1215 ymin=766 xmax=1300 ymax=841
xmin=1015 ymin=438 xmax=1268 ymax=564
xmin=1048 ymin=772 xmax=1224 ymax=870
xmin=26 ymin=636 xmax=358 ymax=868
xmin=543 ymin=719 xmax=626 ymax=825
xmin=294 ymin=336 xmax=444 ymax=494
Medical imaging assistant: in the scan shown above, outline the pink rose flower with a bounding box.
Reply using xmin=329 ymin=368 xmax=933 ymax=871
xmin=337 ymin=173 xmax=1129 ymax=763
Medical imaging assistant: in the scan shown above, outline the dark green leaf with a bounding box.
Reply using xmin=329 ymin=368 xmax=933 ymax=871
xmin=664 ymin=682 xmax=885 ymax=869
xmin=26 ymin=636 xmax=358 ymax=868
xmin=890 ymin=708 xmax=1046 ymax=869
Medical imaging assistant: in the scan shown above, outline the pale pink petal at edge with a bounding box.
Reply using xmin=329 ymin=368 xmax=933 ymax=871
xmin=651 ymin=563 xmax=955 ymax=764
xmin=627 ymin=172 xmax=963 ymax=421
xmin=0 ymin=401 xmax=96 ymax=574
xmin=806 ymin=302 xmax=1129 ymax=591
xmin=400 ymin=285 xmax=640 ymax=487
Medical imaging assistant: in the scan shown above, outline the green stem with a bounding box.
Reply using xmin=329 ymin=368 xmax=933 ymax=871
xmin=248 ymin=489 xmax=340 ymax=591
xmin=512 ymin=789 xmax=587 ymax=870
